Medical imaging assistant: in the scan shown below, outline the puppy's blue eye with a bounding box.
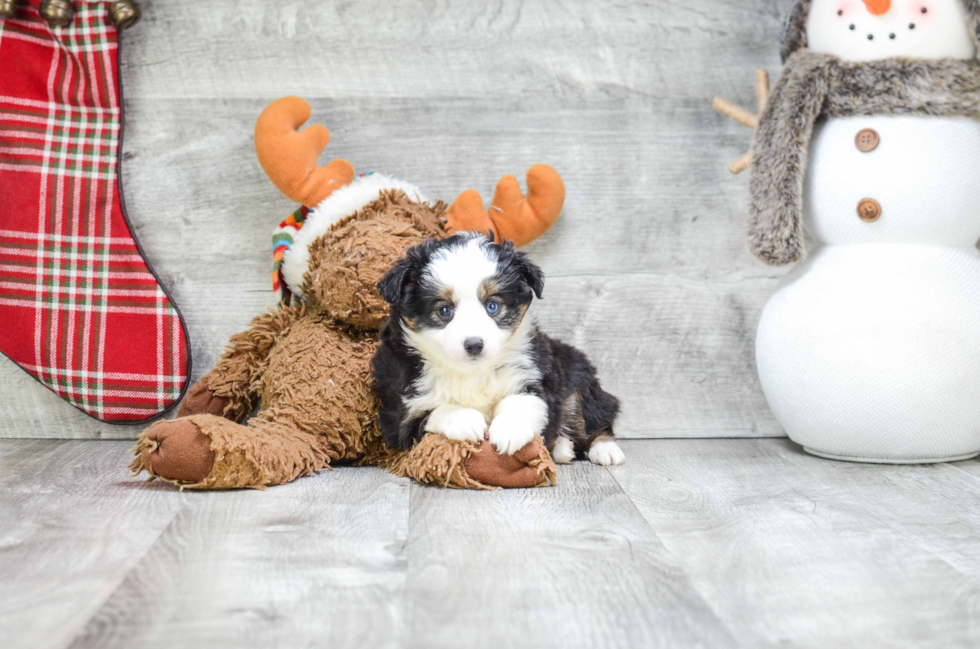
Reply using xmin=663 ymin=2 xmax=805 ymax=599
xmin=438 ymin=305 xmax=453 ymax=319
xmin=486 ymin=300 xmax=499 ymax=315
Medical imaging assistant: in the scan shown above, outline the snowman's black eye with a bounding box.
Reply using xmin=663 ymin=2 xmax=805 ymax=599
xmin=838 ymin=9 xmax=843 ymax=15
xmin=909 ymin=23 xmax=916 ymax=29
xmin=921 ymin=7 xmax=928 ymax=13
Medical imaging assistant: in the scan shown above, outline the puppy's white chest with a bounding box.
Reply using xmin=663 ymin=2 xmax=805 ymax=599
xmin=404 ymin=362 xmax=536 ymax=419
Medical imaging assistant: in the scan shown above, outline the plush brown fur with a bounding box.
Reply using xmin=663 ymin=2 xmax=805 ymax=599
xmin=130 ymin=191 xmax=556 ymax=490
xmin=303 ymin=192 xmax=447 ymax=329
xmin=384 ymin=435 xmax=556 ymax=490
xmin=750 ymin=51 xmax=980 ymax=265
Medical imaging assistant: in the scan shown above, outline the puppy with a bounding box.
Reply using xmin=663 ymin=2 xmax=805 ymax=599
xmin=372 ymin=232 xmax=623 ymax=466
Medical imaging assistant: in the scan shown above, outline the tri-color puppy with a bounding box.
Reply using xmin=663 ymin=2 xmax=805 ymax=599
xmin=372 ymin=232 xmax=623 ymax=466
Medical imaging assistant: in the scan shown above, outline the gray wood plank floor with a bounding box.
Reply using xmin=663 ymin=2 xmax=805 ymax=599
xmin=0 ymin=0 xmax=788 ymax=439
xmin=3 ymin=438 xmax=980 ymax=648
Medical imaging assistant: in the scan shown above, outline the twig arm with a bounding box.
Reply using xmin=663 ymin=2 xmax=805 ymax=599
xmin=712 ymin=98 xmax=759 ymax=129
xmin=755 ymin=69 xmax=770 ymax=112
xmin=713 ymin=69 xmax=769 ymax=175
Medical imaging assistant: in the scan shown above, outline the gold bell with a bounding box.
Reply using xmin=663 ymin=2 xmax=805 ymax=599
xmin=0 ymin=0 xmax=19 ymax=21
xmin=39 ymin=0 xmax=74 ymax=27
xmin=109 ymin=0 xmax=140 ymax=30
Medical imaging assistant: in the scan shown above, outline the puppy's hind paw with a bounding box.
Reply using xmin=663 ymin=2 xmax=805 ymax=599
xmin=552 ymin=436 xmax=575 ymax=464
xmin=588 ymin=440 xmax=625 ymax=466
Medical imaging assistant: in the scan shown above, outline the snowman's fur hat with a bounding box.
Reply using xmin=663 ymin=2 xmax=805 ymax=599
xmin=747 ymin=0 xmax=980 ymax=266
xmin=780 ymin=0 xmax=980 ymax=62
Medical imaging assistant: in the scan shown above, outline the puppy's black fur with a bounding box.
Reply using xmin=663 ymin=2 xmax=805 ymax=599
xmin=524 ymin=334 xmax=622 ymax=458
xmin=372 ymin=233 xmax=619 ymax=456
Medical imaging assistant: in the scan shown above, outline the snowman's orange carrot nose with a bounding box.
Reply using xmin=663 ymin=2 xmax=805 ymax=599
xmin=862 ymin=0 xmax=891 ymax=15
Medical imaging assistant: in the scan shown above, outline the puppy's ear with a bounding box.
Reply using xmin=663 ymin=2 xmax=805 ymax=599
xmin=377 ymin=257 xmax=412 ymax=305
xmin=515 ymin=251 xmax=544 ymax=299
xmin=378 ymin=238 xmax=439 ymax=305
xmin=498 ymin=239 xmax=544 ymax=299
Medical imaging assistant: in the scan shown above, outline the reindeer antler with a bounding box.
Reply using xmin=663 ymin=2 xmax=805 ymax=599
xmin=446 ymin=165 xmax=565 ymax=248
xmin=254 ymin=97 xmax=355 ymax=208
xmin=712 ymin=69 xmax=770 ymax=174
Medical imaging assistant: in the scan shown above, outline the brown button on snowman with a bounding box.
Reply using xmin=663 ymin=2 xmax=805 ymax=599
xmin=717 ymin=0 xmax=980 ymax=463
xmin=855 ymin=128 xmax=880 ymax=152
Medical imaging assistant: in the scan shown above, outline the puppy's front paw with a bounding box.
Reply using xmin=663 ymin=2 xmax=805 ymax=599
xmin=588 ymin=440 xmax=625 ymax=466
xmin=488 ymin=413 xmax=536 ymax=456
xmin=428 ymin=407 xmax=487 ymax=444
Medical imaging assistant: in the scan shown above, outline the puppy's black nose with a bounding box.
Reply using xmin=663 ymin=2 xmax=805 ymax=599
xmin=464 ymin=337 xmax=484 ymax=357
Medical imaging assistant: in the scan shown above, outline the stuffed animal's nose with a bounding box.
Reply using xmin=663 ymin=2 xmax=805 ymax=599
xmin=464 ymin=338 xmax=484 ymax=357
xmin=862 ymin=0 xmax=891 ymax=15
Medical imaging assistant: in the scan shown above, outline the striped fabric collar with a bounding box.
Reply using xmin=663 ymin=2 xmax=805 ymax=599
xmin=272 ymin=205 xmax=309 ymax=303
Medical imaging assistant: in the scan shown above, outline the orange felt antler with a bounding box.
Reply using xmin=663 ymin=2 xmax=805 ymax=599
xmin=446 ymin=165 xmax=565 ymax=247
xmin=254 ymin=96 xmax=355 ymax=208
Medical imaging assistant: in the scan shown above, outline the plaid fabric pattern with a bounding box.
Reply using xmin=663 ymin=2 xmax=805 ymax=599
xmin=0 ymin=1 xmax=190 ymax=422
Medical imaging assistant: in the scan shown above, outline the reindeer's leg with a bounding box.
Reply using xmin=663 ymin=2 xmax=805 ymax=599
xmin=383 ymin=433 xmax=556 ymax=490
xmin=179 ymin=303 xmax=306 ymax=421
xmin=130 ymin=413 xmax=329 ymax=490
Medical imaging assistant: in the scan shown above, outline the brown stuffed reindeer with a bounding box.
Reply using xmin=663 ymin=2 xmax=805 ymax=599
xmin=129 ymin=97 xmax=564 ymax=490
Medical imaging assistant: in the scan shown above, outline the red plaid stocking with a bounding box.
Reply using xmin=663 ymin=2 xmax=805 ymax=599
xmin=0 ymin=1 xmax=190 ymax=423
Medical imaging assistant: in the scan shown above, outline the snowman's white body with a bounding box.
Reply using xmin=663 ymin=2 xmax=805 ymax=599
xmin=756 ymin=115 xmax=980 ymax=461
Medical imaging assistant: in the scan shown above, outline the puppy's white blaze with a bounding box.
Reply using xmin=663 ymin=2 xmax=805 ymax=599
xmin=418 ymin=237 xmax=513 ymax=364
xmin=488 ymin=393 xmax=548 ymax=455
xmin=425 ymin=236 xmax=498 ymax=303
xmin=552 ymin=436 xmax=575 ymax=464
xmin=425 ymin=404 xmax=487 ymax=443
xmin=588 ymin=440 xmax=625 ymax=466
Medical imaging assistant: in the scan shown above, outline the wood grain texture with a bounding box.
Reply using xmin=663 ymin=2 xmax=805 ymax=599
xmin=0 ymin=439 xmax=740 ymax=649
xmin=67 ymin=465 xmax=410 ymax=649
xmin=403 ymin=460 xmax=736 ymax=649
xmin=8 ymin=438 xmax=980 ymax=648
xmin=0 ymin=441 xmax=183 ymax=649
xmin=611 ymin=439 xmax=980 ymax=647
xmin=0 ymin=0 xmax=789 ymax=438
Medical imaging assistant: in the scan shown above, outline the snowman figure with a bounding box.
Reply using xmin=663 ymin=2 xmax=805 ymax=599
xmin=717 ymin=0 xmax=980 ymax=462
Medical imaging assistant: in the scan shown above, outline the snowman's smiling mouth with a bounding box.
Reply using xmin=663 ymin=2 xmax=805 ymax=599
xmin=838 ymin=4 xmax=930 ymax=44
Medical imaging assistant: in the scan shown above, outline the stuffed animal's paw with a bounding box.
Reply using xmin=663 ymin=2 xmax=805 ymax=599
xmin=426 ymin=406 xmax=487 ymax=444
xmin=177 ymin=378 xmax=233 ymax=419
xmin=133 ymin=419 xmax=215 ymax=483
xmin=464 ymin=438 xmax=557 ymax=488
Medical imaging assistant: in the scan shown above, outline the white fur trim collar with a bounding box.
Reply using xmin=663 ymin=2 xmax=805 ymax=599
xmin=281 ymin=173 xmax=428 ymax=298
